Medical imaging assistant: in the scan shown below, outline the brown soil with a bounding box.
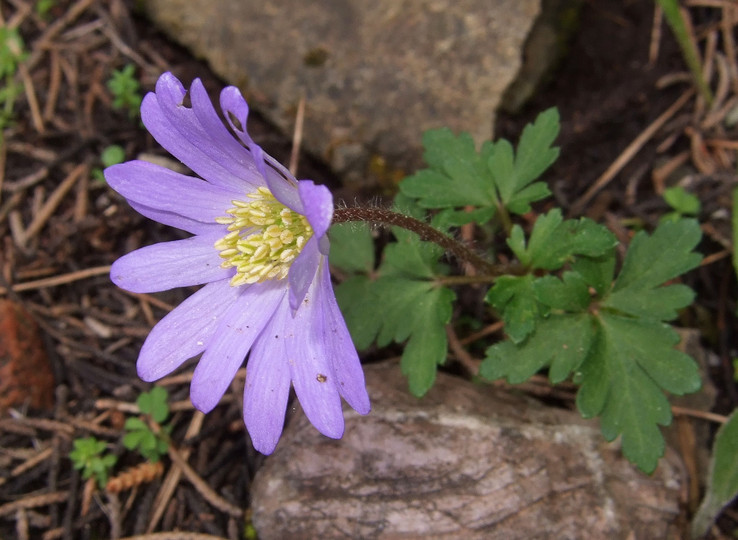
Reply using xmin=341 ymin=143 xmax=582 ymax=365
xmin=1 ymin=0 xmax=736 ymax=538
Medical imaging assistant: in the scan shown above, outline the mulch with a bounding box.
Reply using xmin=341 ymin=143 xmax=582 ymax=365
xmin=1 ymin=0 xmax=737 ymax=538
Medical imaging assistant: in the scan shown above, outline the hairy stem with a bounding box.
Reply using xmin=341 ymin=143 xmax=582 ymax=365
xmin=332 ymin=207 xmax=514 ymax=277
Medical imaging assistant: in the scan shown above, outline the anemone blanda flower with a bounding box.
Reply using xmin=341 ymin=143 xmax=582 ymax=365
xmin=106 ymin=72 xmax=370 ymax=454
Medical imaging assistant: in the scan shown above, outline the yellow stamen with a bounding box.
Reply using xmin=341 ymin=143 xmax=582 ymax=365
xmin=215 ymin=187 xmax=313 ymax=286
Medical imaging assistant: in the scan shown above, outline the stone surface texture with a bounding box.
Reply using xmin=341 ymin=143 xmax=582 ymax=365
xmin=144 ymin=0 xmax=541 ymax=185
xmin=251 ymin=362 xmax=686 ymax=539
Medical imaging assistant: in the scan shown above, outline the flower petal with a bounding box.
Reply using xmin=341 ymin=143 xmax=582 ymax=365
xmin=128 ymin=201 xmax=218 ymax=236
xmin=137 ymin=279 xmax=241 ymax=381
xmin=190 ymin=281 xmax=287 ymax=413
xmin=219 ymin=86 xmax=303 ymax=212
xmin=243 ymin=332 xmax=291 ymax=455
xmin=315 ymin=262 xmax=370 ymax=414
xmin=106 ymin=161 xmax=240 ymax=223
xmin=264 ymin=161 xmax=303 ymax=212
xmin=297 ymin=180 xmax=333 ymax=240
xmin=288 ymin=236 xmax=321 ymax=311
xmin=141 ymin=73 xmax=261 ymax=191
xmin=111 ymin=233 xmax=232 ymax=293
xmin=283 ymin=278 xmax=345 ymax=439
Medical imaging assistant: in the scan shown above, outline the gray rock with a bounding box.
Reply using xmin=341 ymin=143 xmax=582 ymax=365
xmin=143 ymin=0 xmax=542 ymax=186
xmin=251 ymin=362 xmax=685 ymax=539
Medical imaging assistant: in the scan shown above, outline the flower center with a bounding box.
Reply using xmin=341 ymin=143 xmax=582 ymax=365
xmin=214 ymin=187 xmax=313 ymax=287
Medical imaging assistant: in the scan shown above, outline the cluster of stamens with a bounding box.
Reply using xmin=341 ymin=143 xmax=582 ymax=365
xmin=214 ymin=187 xmax=312 ymax=287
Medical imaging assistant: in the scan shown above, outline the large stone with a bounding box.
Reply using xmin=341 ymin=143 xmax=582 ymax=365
xmin=144 ymin=0 xmax=542 ymax=186
xmin=251 ymin=362 xmax=685 ymax=539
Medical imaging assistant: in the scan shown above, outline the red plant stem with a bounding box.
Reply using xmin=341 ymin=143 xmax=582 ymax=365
xmin=332 ymin=207 xmax=512 ymax=277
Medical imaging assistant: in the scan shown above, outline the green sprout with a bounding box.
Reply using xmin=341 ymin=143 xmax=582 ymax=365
xmin=35 ymin=0 xmax=57 ymax=19
xmin=656 ymin=0 xmax=712 ymax=106
xmin=123 ymin=387 xmax=171 ymax=462
xmin=107 ymin=64 xmax=143 ymax=119
xmin=0 ymin=27 xmax=28 ymax=134
xmin=661 ymin=185 xmax=701 ymax=223
xmin=92 ymin=144 xmax=126 ymax=182
xmin=69 ymin=437 xmax=117 ymax=489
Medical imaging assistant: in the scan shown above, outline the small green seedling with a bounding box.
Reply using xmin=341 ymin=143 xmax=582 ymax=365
xmin=93 ymin=144 xmax=126 ymax=182
xmin=0 ymin=27 xmax=28 ymax=133
xmin=107 ymin=65 xmax=143 ymax=119
xmin=661 ymin=185 xmax=701 ymax=223
xmin=35 ymin=0 xmax=57 ymax=19
xmin=123 ymin=387 xmax=171 ymax=462
xmin=69 ymin=436 xmax=117 ymax=489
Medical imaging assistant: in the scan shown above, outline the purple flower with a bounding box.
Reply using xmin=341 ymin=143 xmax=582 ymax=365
xmin=106 ymin=72 xmax=370 ymax=454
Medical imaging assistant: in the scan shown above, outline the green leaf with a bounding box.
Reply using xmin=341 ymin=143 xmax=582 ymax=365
xmin=101 ymin=145 xmax=125 ymax=168
xmin=328 ymin=222 xmax=375 ymax=274
xmin=526 ymin=209 xmax=618 ymax=270
xmin=490 ymin=108 xmax=559 ymax=213
xmin=122 ymin=429 xmax=145 ymax=451
xmin=604 ymin=283 xmax=695 ymax=321
xmin=610 ymin=219 xmax=702 ymax=293
xmin=576 ymin=313 xmax=701 ymax=473
xmin=603 ymin=219 xmax=702 ymax=320
xmin=0 ymin=27 xmax=28 ymax=79
xmin=375 ymin=278 xmax=435 ymax=346
xmin=533 ymin=272 xmax=591 ymax=312
xmin=400 ymin=286 xmax=455 ymax=396
xmin=69 ymin=436 xmax=116 ymax=488
xmin=663 ymin=186 xmax=700 ymax=216
xmin=571 ymin=253 xmax=615 ymax=297
xmin=691 ymin=409 xmax=738 ymax=538
xmin=433 ymin=206 xmax=496 ymax=229
xmin=400 ymin=129 xmax=497 ymax=208
xmin=382 ymin=236 xmax=444 ymax=280
xmin=107 ymin=64 xmax=142 ymax=117
xmin=480 ymin=313 xmax=594 ymax=384
xmin=656 ymin=0 xmax=713 ymax=105
xmin=124 ymin=417 xmax=147 ymax=431
xmin=334 ymin=275 xmax=381 ymax=349
xmin=481 ymin=218 xmax=702 ymax=473
xmin=486 ymin=275 xmax=541 ymax=343
xmin=137 ymin=387 xmax=169 ymax=423
xmin=507 ymin=224 xmax=529 ymax=265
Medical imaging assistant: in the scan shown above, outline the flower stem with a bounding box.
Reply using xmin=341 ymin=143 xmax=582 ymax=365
xmin=332 ymin=207 xmax=512 ymax=277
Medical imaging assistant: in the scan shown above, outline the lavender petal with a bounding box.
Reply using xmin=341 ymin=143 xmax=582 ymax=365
xmin=190 ymin=281 xmax=287 ymax=413
xmin=288 ymin=236 xmax=321 ymax=311
xmin=283 ymin=280 xmax=345 ymax=439
xmin=219 ymin=86 xmax=303 ymax=211
xmin=110 ymin=233 xmax=232 ymax=293
xmin=137 ymin=279 xmax=241 ymax=381
xmin=106 ymin=161 xmax=240 ymax=223
xmin=141 ymin=74 xmax=260 ymax=191
xmin=297 ymin=180 xmax=333 ymax=240
xmin=315 ymin=262 xmax=370 ymax=414
xmin=128 ymin=201 xmax=219 ymax=236
xmin=243 ymin=327 xmax=292 ymax=455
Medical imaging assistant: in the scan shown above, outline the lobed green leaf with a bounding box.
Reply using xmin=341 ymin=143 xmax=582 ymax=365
xmin=525 ymin=209 xmax=618 ymax=270
xmin=611 ymin=219 xmax=702 ymax=293
xmin=576 ymin=313 xmax=701 ymax=473
xmin=480 ymin=313 xmax=594 ymax=384
xmin=490 ymin=108 xmax=559 ymax=213
xmin=400 ymin=129 xmax=497 ymax=209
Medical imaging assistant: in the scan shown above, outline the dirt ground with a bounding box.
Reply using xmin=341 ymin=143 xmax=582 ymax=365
xmin=1 ymin=0 xmax=737 ymax=538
